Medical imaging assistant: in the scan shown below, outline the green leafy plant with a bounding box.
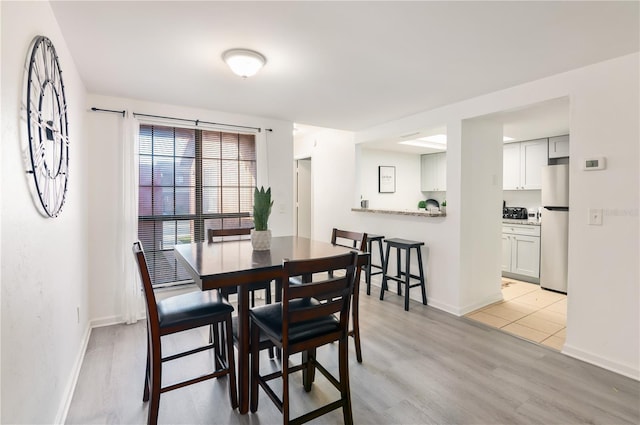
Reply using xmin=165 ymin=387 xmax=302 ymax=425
xmin=253 ymin=186 xmax=274 ymax=231
xmin=418 ymin=200 xmax=427 ymax=209
xmin=441 ymin=200 xmax=447 ymax=207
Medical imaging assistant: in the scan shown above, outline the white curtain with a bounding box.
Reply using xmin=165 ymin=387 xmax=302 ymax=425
xmin=119 ymin=115 xmax=141 ymax=324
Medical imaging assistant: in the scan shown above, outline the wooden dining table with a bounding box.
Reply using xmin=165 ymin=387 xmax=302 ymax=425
xmin=174 ymin=235 xmax=368 ymax=414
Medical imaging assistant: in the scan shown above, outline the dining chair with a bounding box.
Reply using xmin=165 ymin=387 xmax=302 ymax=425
xmin=291 ymin=228 xmax=367 ymax=363
xmin=250 ymin=251 xmax=358 ymax=425
xmin=208 ymin=227 xmax=272 ymax=308
xmin=132 ymin=241 xmax=237 ymax=425
xmin=208 ymin=227 xmax=277 ymax=360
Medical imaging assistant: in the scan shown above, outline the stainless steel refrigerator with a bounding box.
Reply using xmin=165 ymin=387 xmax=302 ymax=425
xmin=540 ymin=164 xmax=569 ymax=293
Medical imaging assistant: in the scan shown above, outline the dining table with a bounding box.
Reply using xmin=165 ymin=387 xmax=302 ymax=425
xmin=174 ymin=235 xmax=369 ymax=414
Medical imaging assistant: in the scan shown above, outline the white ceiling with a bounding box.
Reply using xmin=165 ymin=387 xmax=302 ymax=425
xmin=50 ymin=1 xmax=638 ymax=134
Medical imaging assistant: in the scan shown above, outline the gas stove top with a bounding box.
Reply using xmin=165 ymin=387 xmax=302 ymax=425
xmin=503 ymin=207 xmax=528 ymax=219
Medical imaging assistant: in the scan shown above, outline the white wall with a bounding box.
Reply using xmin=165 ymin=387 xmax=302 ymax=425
xmin=357 ymin=148 xmax=423 ymax=211
xmin=458 ymin=117 xmax=504 ymax=311
xmin=86 ymin=94 xmax=294 ymax=325
xmin=299 ymin=54 xmax=639 ymax=380
xmin=355 ymin=53 xmax=639 ymax=379
xmin=1 ymin=2 xmax=91 ymax=423
xmin=294 ymin=128 xmax=356 ymax=242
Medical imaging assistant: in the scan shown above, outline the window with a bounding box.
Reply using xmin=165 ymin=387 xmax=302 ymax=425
xmin=138 ymin=124 xmax=256 ymax=286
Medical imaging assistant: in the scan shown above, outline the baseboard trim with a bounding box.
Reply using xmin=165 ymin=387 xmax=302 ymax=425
xmin=55 ymin=312 xmax=148 ymax=423
xmin=54 ymin=323 xmax=91 ymax=424
xmin=458 ymin=291 xmax=504 ymax=316
xmin=368 ymin=280 xmax=467 ymax=316
xmin=562 ymin=343 xmax=640 ymax=381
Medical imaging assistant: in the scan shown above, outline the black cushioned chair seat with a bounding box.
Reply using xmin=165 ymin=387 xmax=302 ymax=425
xmin=231 ymin=316 xmax=275 ymax=348
xmin=249 ymin=299 xmax=339 ymax=345
xmin=157 ymin=290 xmax=233 ymax=329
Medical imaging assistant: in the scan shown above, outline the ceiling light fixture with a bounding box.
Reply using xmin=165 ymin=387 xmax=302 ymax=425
xmin=222 ymin=48 xmax=266 ymax=78
xmin=399 ymin=140 xmax=447 ymax=150
xmin=420 ymin=134 xmax=447 ymax=144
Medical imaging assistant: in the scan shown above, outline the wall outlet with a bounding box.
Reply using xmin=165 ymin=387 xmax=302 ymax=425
xmin=588 ymin=208 xmax=603 ymax=225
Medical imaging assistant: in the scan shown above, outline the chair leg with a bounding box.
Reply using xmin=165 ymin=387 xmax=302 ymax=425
xmin=379 ymin=244 xmax=391 ymax=300
xmin=211 ymin=323 xmax=222 ymax=370
xmin=351 ymin=279 xmax=363 ymax=363
xmin=339 ymin=337 xmax=354 ymax=425
xmin=396 ymin=247 xmax=402 ymax=296
xmin=143 ymin=340 xmax=150 ymax=402
xmin=282 ymin=353 xmax=290 ymax=425
xmin=302 ymin=348 xmax=316 ymax=391
xmin=224 ymin=316 xmax=238 ymax=409
xmin=404 ymin=247 xmax=411 ymax=311
xmin=147 ymin=342 xmax=162 ymax=425
xmin=265 ymin=284 xmax=272 ymax=304
xmin=365 ymin=241 xmax=372 ymax=295
xmin=416 ymin=247 xmax=428 ymax=305
xmin=250 ymin=320 xmax=260 ymax=413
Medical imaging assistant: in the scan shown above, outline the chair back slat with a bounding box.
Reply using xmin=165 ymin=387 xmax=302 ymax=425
xmin=287 ymin=276 xmax=346 ymax=300
xmin=289 ymin=298 xmax=343 ymax=323
xmin=281 ymin=251 xmax=357 ymax=348
xmin=331 ymin=228 xmax=368 ymax=251
xmin=132 ymin=242 xmax=161 ymax=336
xmin=208 ymin=227 xmax=253 ymax=243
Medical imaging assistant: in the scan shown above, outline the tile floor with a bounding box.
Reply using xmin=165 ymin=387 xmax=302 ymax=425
xmin=466 ymin=278 xmax=567 ymax=350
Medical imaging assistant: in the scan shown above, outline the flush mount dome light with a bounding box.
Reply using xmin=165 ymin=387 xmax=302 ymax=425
xmin=222 ymin=49 xmax=266 ymax=78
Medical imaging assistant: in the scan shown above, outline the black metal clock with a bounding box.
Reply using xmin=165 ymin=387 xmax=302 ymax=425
xmin=25 ymin=36 xmax=69 ymax=218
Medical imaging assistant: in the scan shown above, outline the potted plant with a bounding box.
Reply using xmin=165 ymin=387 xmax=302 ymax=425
xmin=251 ymin=186 xmax=274 ymax=251
xmin=418 ymin=200 xmax=427 ymax=210
xmin=441 ymin=200 xmax=447 ymax=214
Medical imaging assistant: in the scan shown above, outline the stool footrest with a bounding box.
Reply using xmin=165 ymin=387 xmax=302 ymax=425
xmin=385 ymin=274 xmax=422 ymax=283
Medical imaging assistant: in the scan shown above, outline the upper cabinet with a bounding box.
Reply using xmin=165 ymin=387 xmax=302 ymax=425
xmin=503 ymin=139 xmax=548 ymax=190
xmin=548 ymin=134 xmax=570 ymax=159
xmin=421 ymin=152 xmax=446 ymax=191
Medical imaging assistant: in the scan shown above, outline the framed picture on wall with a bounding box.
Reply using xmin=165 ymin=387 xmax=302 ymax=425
xmin=378 ymin=166 xmax=396 ymax=193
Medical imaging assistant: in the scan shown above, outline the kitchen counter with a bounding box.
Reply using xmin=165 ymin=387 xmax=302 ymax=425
xmin=352 ymin=207 xmax=445 ymax=217
xmin=503 ymin=219 xmax=541 ymax=226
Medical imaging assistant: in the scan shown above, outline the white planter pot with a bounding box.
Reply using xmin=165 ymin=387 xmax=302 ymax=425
xmin=251 ymin=229 xmax=272 ymax=251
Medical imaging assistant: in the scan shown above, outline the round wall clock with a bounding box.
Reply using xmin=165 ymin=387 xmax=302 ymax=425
xmin=25 ymin=35 xmax=69 ymax=218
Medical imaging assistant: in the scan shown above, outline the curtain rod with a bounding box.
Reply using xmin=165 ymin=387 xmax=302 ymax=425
xmin=90 ymin=107 xmax=126 ymax=117
xmin=132 ymin=112 xmax=263 ymax=133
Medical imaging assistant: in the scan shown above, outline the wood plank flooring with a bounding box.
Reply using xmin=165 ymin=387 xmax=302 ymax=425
xmin=66 ymin=281 xmax=639 ymax=424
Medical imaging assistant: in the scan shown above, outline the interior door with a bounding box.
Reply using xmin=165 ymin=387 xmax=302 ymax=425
xmin=296 ymin=159 xmax=312 ymax=238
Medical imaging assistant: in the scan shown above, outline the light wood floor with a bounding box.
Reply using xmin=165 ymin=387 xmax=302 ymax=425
xmin=466 ymin=279 xmax=567 ymax=350
xmin=66 ymin=281 xmax=639 ymax=424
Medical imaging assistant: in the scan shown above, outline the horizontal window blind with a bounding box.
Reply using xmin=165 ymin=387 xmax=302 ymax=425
xmin=138 ymin=124 xmax=256 ymax=286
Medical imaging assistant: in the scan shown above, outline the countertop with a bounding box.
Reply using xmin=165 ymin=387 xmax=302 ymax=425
xmin=352 ymin=208 xmax=445 ymax=217
xmin=502 ymin=219 xmax=541 ymax=226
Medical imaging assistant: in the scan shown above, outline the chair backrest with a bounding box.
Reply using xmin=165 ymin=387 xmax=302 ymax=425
xmin=281 ymin=251 xmax=358 ymax=351
xmin=331 ymin=228 xmax=368 ymax=252
xmin=208 ymin=227 xmax=253 ymax=243
xmin=132 ymin=241 xmax=161 ymax=338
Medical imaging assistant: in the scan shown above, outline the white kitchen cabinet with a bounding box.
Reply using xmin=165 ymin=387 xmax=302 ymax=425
xmin=503 ymin=139 xmax=548 ymax=190
xmin=420 ymin=152 xmax=446 ymax=191
xmin=502 ymin=143 xmax=521 ymax=190
xmin=502 ymin=224 xmax=541 ymax=279
xmin=548 ymin=135 xmax=570 ymax=159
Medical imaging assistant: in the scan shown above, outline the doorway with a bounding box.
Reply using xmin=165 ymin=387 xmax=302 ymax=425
xmin=296 ymin=158 xmax=312 ymax=238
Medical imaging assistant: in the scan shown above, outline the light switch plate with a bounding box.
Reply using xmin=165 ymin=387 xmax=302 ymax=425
xmin=588 ymin=208 xmax=603 ymax=225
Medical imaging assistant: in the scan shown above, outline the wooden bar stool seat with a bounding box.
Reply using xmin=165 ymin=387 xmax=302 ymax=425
xmin=379 ymin=238 xmax=427 ymax=311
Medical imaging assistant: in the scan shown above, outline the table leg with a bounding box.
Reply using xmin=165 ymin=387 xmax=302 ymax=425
xmin=237 ymin=285 xmax=250 ymax=414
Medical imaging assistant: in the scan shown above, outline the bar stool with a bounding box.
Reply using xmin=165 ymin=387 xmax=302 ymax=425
xmin=364 ymin=234 xmax=385 ymax=295
xmin=379 ymin=238 xmax=427 ymax=311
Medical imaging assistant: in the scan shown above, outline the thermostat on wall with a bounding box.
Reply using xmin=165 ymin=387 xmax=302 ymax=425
xmin=583 ymin=157 xmax=606 ymax=171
